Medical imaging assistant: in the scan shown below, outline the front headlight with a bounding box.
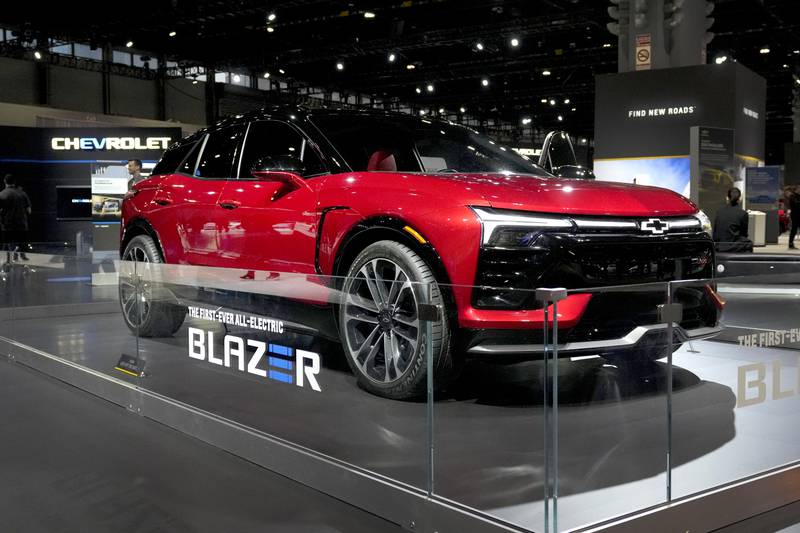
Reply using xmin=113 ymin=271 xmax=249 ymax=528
xmin=695 ymin=210 xmax=712 ymax=237
xmin=472 ymin=207 xmax=573 ymax=246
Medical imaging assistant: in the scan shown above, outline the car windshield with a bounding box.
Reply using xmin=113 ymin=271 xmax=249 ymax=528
xmin=311 ymin=114 xmax=547 ymax=176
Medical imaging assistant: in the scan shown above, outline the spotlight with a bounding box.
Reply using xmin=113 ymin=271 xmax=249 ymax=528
xmin=233 ymin=74 xmax=241 ymax=83
xmin=481 ymin=78 xmax=490 ymax=87
xmin=475 ymin=42 xmax=484 ymax=51
xmin=521 ymin=117 xmax=532 ymax=125
xmin=759 ymin=47 xmax=770 ymax=54
xmin=388 ymin=52 xmax=396 ymax=63
xmin=420 ymin=109 xmax=427 ymax=116
xmin=268 ymin=13 xmax=276 ymax=21
xmin=542 ymin=69 xmax=551 ymax=76
xmin=571 ymin=107 xmax=576 ymax=112
xmin=549 ymin=99 xmax=556 ymax=106
xmin=439 ymin=107 xmax=445 ymax=114
xmin=510 ymin=37 xmax=520 ymax=47
xmin=192 ymin=80 xmax=198 ymax=85
xmin=278 ymin=68 xmax=285 ymax=74
xmin=364 ymin=11 xmax=376 ymax=19
xmin=126 ymin=41 xmax=134 ymax=48
xmin=263 ymin=72 xmax=270 ymax=78
xmin=426 ymin=84 xmax=434 ymax=92
xmin=336 ymin=62 xmax=344 ymax=71
xmin=557 ymin=115 xmax=563 ymax=122
xmin=540 ymin=98 xmax=547 ymax=103
xmin=267 ymin=26 xmax=275 ymax=33
xmin=460 ymin=107 xmax=466 ymax=113
xmin=169 ymin=31 xmax=177 ymax=37
xmin=715 ymin=54 xmax=728 ymax=64
xmin=602 ymin=43 xmax=611 ymax=48
xmin=415 ymin=87 xmax=422 ymax=94
xmin=33 ymin=50 xmax=42 ymax=60
xmin=406 ymin=63 xmax=416 ymax=70
xmin=564 ymin=98 xmax=570 ymax=104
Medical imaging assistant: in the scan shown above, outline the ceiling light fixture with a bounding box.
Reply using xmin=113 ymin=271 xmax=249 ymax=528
xmin=336 ymin=62 xmax=345 ymax=71
xmin=263 ymin=72 xmax=270 ymax=78
xmin=510 ymin=37 xmax=520 ymax=47
xmin=426 ymin=84 xmax=434 ymax=92
xmin=549 ymin=99 xmax=556 ymax=106
xmin=278 ymin=68 xmax=285 ymax=74
xmin=759 ymin=47 xmax=770 ymax=54
xmin=460 ymin=107 xmax=466 ymax=113
xmin=415 ymin=87 xmax=422 ymax=94
xmin=475 ymin=42 xmax=484 ymax=51
xmin=267 ymin=26 xmax=275 ymax=33
xmin=420 ymin=109 xmax=427 ymax=115
xmin=169 ymin=31 xmax=177 ymax=37
xmin=439 ymin=107 xmax=445 ymax=113
xmin=406 ymin=63 xmax=416 ymax=70
xmin=602 ymin=43 xmax=611 ymax=48
xmin=126 ymin=41 xmax=134 ymax=48
xmin=571 ymin=107 xmax=576 ymax=112
xmin=233 ymin=74 xmax=241 ymax=83
xmin=564 ymin=98 xmax=570 ymax=104
xmin=715 ymin=54 xmax=728 ymax=64
xmin=33 ymin=50 xmax=42 ymax=60
xmin=542 ymin=69 xmax=551 ymax=76
xmin=268 ymin=13 xmax=276 ymax=21
xmin=388 ymin=52 xmax=396 ymax=62
xmin=481 ymin=78 xmax=489 ymax=86
xmin=522 ymin=117 xmax=532 ymax=125
xmin=557 ymin=115 xmax=563 ymax=122
xmin=540 ymin=98 xmax=547 ymax=103
xmin=364 ymin=11 xmax=376 ymax=18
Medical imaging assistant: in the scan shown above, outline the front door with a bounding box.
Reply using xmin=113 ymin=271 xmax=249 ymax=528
xmin=216 ymin=120 xmax=329 ymax=273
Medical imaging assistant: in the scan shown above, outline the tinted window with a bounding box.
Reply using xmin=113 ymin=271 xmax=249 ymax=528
xmin=238 ymin=121 xmax=326 ymax=179
xmin=195 ymin=126 xmax=245 ymax=179
xmin=178 ymin=138 xmax=204 ymax=175
xmin=313 ymin=115 xmax=546 ymax=175
xmin=151 ymin=141 xmax=196 ymax=176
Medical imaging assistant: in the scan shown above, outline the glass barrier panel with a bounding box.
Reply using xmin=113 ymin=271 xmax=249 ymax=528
xmin=551 ymin=282 xmax=672 ymax=531
xmin=133 ymin=260 xmax=431 ymax=490
xmin=669 ymin=273 xmax=800 ymax=499
xmin=1 ymin=252 xmax=141 ymax=387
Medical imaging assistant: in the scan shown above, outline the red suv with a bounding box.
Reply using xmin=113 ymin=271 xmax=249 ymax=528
xmin=120 ymin=107 xmax=722 ymax=399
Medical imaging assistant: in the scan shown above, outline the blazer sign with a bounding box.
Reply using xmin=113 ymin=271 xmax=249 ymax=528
xmin=51 ymin=136 xmax=172 ymax=151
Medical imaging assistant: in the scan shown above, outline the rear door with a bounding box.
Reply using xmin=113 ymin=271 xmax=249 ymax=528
xmin=179 ymin=126 xmax=246 ymax=266
xmin=217 ymin=120 xmax=328 ymax=272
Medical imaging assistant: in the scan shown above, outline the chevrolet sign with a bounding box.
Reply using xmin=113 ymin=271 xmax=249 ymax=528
xmin=51 ymin=136 xmax=172 ymax=151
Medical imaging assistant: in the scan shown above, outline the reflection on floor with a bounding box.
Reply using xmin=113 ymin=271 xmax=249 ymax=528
xmin=2 ymin=260 xmax=800 ymax=531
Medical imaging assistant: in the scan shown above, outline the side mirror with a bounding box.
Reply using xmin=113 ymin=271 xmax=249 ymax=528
xmin=554 ymin=165 xmax=595 ymax=180
xmin=539 ymin=131 xmax=577 ymax=172
xmin=250 ymin=155 xmax=307 ymax=189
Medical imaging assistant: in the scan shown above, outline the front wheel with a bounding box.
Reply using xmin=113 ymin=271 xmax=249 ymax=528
xmin=119 ymin=235 xmax=186 ymax=337
xmin=339 ymin=240 xmax=454 ymax=400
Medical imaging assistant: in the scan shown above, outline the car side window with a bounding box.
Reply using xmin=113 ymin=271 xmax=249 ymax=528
xmin=151 ymin=140 xmax=196 ymax=176
xmin=237 ymin=120 xmax=326 ymax=179
xmin=195 ymin=126 xmax=245 ymax=179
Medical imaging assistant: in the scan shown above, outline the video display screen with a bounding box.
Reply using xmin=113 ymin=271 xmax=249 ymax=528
xmin=594 ymin=156 xmax=691 ymax=198
xmin=56 ymin=186 xmax=92 ymax=220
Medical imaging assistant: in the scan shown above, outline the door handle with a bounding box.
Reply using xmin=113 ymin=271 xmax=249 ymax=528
xmin=153 ymin=197 xmax=171 ymax=206
xmin=219 ymin=200 xmax=241 ymax=210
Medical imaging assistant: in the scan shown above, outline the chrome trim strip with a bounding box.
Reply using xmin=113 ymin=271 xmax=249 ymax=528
xmin=466 ymin=324 xmax=723 ymax=355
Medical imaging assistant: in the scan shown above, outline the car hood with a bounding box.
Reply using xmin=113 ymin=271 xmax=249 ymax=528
xmin=424 ymin=173 xmax=698 ymax=217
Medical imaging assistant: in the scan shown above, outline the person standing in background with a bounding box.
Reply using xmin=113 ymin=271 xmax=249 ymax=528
xmin=789 ymin=186 xmax=800 ymax=249
xmin=127 ymin=159 xmax=144 ymax=189
xmin=0 ymin=174 xmax=31 ymax=262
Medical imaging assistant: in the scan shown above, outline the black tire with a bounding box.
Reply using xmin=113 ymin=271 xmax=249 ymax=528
xmin=339 ymin=240 xmax=454 ymax=399
xmin=119 ymin=234 xmax=186 ymax=337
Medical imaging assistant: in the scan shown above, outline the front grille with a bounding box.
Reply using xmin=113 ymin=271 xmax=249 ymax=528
xmin=474 ymin=231 xmax=714 ymax=310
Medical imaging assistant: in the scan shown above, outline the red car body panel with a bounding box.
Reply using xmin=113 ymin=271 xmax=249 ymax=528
xmin=123 ymin=165 xmax=699 ymax=331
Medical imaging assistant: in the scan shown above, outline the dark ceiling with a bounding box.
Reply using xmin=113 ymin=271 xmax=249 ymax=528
xmin=1 ymin=0 xmax=799 ymax=162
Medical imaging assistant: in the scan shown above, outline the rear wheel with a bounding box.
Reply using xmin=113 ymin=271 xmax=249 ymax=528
xmin=339 ymin=240 xmax=454 ymax=400
xmin=119 ymin=235 xmax=186 ymax=337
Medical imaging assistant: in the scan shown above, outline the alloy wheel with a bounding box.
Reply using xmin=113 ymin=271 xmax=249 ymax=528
xmin=343 ymin=258 xmax=420 ymax=384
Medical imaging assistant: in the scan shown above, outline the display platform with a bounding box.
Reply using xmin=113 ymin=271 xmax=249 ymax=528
xmin=3 ymin=260 xmax=800 ymax=531
xmin=0 ymin=355 xmax=402 ymax=533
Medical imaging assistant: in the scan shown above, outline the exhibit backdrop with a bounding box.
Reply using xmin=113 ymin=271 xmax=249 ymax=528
xmin=0 ymin=126 xmax=180 ymax=248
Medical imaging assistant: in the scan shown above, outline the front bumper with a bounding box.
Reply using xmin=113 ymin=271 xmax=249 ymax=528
xmin=466 ymin=322 xmax=723 ymax=357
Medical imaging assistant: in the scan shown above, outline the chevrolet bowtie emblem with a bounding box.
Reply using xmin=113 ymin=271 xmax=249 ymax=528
xmin=640 ymin=218 xmax=670 ymax=234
